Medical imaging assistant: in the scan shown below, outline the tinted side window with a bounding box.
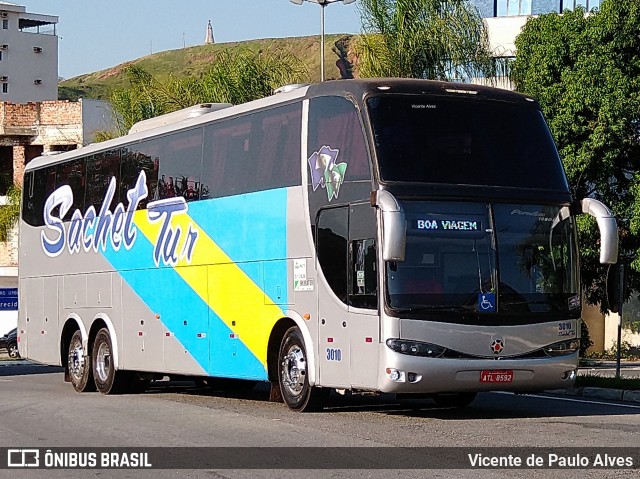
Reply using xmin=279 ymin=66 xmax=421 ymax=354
xmin=21 ymin=171 xmax=36 ymax=226
xmin=86 ymin=150 xmax=120 ymax=212
xmin=157 ymin=128 xmax=203 ymax=202
xmin=307 ymin=96 xmax=370 ymax=183
xmin=317 ymin=207 xmax=348 ymax=303
xmin=122 ymin=142 xmax=160 ymax=208
xmin=56 ymin=158 xmax=86 ymax=220
xmin=203 ymin=118 xmax=251 ymax=198
xmin=202 ymin=103 xmax=302 ymax=199
xmin=255 ymin=103 xmax=302 ymax=189
xmin=349 ymin=203 xmax=377 ymax=309
xmin=24 ymin=166 xmax=56 ymax=226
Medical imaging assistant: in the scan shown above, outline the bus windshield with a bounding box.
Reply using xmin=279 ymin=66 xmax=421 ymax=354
xmin=367 ymin=95 xmax=568 ymax=191
xmin=387 ymin=202 xmax=580 ymax=322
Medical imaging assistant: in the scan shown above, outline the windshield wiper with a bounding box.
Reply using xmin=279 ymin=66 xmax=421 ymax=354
xmin=501 ymin=300 xmax=560 ymax=311
xmin=395 ymin=305 xmax=474 ymax=314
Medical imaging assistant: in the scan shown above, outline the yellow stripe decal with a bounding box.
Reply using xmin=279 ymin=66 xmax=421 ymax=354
xmin=133 ymin=209 xmax=283 ymax=369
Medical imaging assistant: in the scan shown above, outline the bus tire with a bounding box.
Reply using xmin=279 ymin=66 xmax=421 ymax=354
xmin=433 ymin=392 xmax=477 ymax=408
xmin=68 ymin=330 xmax=95 ymax=392
xmin=92 ymin=328 xmax=130 ymax=394
xmin=278 ymin=326 xmax=326 ymax=412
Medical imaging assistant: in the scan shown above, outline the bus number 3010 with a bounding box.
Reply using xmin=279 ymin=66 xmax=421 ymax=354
xmin=326 ymin=348 xmax=342 ymax=362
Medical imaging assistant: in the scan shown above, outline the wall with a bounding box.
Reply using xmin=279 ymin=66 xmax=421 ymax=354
xmin=0 ymin=99 xmax=116 ymax=274
xmin=604 ymin=314 xmax=640 ymax=351
xmin=583 ymin=302 xmax=605 ymax=353
xmin=81 ymin=99 xmax=117 ymax=144
xmin=0 ymin=4 xmax=59 ymax=103
xmin=484 ymin=15 xmax=530 ymax=57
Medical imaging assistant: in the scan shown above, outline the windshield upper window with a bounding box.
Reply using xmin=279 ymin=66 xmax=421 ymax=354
xmin=367 ymin=95 xmax=568 ymax=191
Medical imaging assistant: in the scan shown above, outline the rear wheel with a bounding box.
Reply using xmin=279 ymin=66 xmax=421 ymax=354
xmin=68 ymin=330 xmax=95 ymax=392
xmin=433 ymin=392 xmax=477 ymax=408
xmin=278 ymin=326 xmax=327 ymax=412
xmin=92 ymin=328 xmax=131 ymax=394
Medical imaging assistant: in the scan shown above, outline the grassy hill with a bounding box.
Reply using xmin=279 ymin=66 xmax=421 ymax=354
xmin=59 ymin=34 xmax=356 ymax=101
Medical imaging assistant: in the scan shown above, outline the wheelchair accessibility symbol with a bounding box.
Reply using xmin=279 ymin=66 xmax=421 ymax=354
xmin=478 ymin=292 xmax=496 ymax=312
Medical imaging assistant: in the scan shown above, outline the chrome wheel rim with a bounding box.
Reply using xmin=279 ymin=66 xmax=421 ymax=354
xmin=95 ymin=341 xmax=111 ymax=383
xmin=68 ymin=340 xmax=85 ymax=380
xmin=281 ymin=344 xmax=306 ymax=397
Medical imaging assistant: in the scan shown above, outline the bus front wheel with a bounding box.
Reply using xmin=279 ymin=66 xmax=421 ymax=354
xmin=92 ymin=328 xmax=130 ymax=394
xmin=278 ymin=326 xmax=326 ymax=412
xmin=68 ymin=330 xmax=95 ymax=392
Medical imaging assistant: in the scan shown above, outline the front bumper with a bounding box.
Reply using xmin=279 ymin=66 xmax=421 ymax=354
xmin=377 ymin=345 xmax=578 ymax=394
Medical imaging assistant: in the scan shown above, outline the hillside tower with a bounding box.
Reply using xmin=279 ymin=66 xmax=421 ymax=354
xmin=204 ymin=20 xmax=214 ymax=44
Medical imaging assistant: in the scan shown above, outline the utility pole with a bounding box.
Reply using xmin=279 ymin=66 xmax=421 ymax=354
xmin=616 ymin=261 xmax=625 ymax=379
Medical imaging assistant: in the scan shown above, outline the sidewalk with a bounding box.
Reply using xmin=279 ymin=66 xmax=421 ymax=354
xmin=545 ymin=360 xmax=640 ymax=404
xmin=547 ymin=386 xmax=640 ymax=403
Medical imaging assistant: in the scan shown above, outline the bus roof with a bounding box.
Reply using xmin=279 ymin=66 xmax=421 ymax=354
xmin=305 ymin=78 xmax=539 ymax=107
xmin=24 ymin=79 xmax=538 ymax=173
xmin=24 ymin=84 xmax=310 ymax=172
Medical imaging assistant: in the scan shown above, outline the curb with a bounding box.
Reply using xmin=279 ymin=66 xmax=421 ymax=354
xmin=546 ymin=387 xmax=640 ymax=404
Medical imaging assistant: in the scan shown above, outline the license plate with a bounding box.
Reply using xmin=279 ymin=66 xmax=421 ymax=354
xmin=480 ymin=370 xmax=513 ymax=383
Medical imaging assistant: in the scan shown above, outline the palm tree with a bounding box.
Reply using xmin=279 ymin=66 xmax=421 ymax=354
xmin=0 ymin=185 xmax=21 ymax=242
xmin=355 ymin=0 xmax=498 ymax=81
xmin=107 ymin=49 xmax=306 ymax=136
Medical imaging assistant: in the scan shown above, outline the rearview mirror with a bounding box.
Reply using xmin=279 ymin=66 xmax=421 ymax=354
xmin=372 ymin=190 xmax=406 ymax=262
xmin=580 ymin=198 xmax=618 ymax=264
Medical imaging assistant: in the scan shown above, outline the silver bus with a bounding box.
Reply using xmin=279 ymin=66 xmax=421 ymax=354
xmin=18 ymin=79 xmax=618 ymax=411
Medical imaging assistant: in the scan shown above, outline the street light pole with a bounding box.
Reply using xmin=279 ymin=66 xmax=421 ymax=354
xmin=289 ymin=0 xmax=356 ymax=82
xmin=320 ymin=0 xmax=326 ymax=82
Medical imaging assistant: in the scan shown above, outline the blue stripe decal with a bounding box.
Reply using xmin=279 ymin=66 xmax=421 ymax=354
xmin=101 ymin=228 xmax=268 ymax=380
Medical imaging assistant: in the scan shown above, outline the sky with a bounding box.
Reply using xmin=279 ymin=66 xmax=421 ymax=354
xmin=21 ymin=0 xmax=363 ymax=79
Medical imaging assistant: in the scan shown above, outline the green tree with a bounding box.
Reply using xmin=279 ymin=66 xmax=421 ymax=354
xmin=511 ymin=0 xmax=640 ymax=307
xmin=107 ymin=49 xmax=306 ymax=135
xmin=0 ymin=185 xmax=21 ymax=242
xmin=355 ymin=0 xmax=498 ymax=80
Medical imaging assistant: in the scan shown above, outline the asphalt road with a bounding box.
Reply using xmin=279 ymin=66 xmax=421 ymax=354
xmin=0 ymin=360 xmax=639 ymax=479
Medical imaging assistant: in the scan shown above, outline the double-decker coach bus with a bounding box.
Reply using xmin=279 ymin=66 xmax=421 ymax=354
xmin=18 ymin=79 xmax=618 ymax=411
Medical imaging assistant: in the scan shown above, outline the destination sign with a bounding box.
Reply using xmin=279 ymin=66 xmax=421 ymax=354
xmin=414 ymin=218 xmax=481 ymax=232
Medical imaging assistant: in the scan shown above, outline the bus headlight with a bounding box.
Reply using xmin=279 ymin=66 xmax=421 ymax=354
xmin=386 ymin=339 xmax=447 ymax=358
xmin=543 ymin=339 xmax=580 ymax=357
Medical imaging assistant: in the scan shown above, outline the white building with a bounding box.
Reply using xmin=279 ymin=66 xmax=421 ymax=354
xmin=0 ymin=1 xmax=58 ymax=103
xmin=471 ymin=0 xmax=602 ymax=56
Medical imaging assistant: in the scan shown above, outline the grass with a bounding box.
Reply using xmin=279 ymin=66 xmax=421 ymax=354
xmin=576 ymin=373 xmax=640 ymax=390
xmin=58 ymin=34 xmax=357 ymax=101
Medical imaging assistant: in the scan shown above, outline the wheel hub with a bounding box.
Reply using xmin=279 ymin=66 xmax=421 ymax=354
xmin=281 ymin=345 xmax=306 ymax=396
xmin=8 ymin=343 xmax=19 ymax=359
xmin=95 ymin=342 xmax=111 ymax=382
xmin=69 ymin=343 xmax=85 ymax=379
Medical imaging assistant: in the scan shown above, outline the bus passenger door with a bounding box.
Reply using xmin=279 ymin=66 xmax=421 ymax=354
xmin=348 ymin=203 xmax=380 ymax=389
xmin=316 ymin=207 xmax=350 ymax=388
